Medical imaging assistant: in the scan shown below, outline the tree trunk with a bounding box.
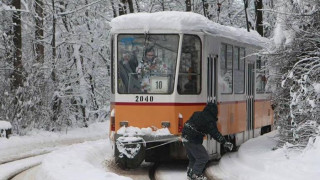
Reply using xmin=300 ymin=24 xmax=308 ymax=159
xmin=255 ymin=0 xmax=263 ymax=36
xmin=186 ymin=0 xmax=192 ymax=11
xmin=135 ymin=0 xmax=140 ymax=12
xmin=85 ymin=0 xmax=98 ymax=115
xmin=51 ymin=0 xmax=57 ymax=81
xmin=11 ymin=0 xmax=23 ymax=89
xmin=202 ymin=0 xmax=208 ymax=17
xmin=111 ymin=0 xmax=117 ymax=17
xmin=160 ymin=0 xmax=165 ymax=11
xmin=51 ymin=0 xmax=60 ymax=125
xmin=119 ymin=0 xmax=127 ymax=16
xmin=128 ymin=0 xmax=134 ymax=13
xmin=35 ymin=0 xmax=44 ymax=63
xmin=74 ymin=45 xmax=89 ymax=127
xmin=244 ymin=0 xmax=250 ymax=32
xmin=59 ymin=1 xmax=70 ymax=32
xmin=89 ymin=73 xmax=98 ymax=111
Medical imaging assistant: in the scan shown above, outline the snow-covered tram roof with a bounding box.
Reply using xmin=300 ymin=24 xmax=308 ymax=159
xmin=110 ymin=11 xmax=268 ymax=47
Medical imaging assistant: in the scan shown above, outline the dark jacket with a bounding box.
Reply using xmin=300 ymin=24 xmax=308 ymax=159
xmin=182 ymin=103 xmax=226 ymax=144
xmin=119 ymin=61 xmax=140 ymax=93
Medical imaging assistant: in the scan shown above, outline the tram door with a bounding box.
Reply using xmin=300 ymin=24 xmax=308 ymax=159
xmin=246 ymin=63 xmax=255 ymax=139
xmin=207 ymin=54 xmax=217 ymax=103
xmin=206 ymin=54 xmax=218 ymax=155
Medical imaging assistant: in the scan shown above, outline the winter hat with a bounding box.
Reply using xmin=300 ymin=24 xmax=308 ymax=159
xmin=203 ymin=102 xmax=218 ymax=118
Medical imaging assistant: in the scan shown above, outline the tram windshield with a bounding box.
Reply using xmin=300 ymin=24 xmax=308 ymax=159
xmin=117 ymin=34 xmax=179 ymax=94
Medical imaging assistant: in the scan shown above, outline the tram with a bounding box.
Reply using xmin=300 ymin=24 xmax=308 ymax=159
xmin=109 ymin=11 xmax=273 ymax=168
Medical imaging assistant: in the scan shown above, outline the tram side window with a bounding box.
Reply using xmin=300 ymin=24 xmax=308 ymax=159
xmin=256 ymin=57 xmax=267 ymax=93
xmin=234 ymin=47 xmax=245 ymax=94
xmin=177 ymin=35 xmax=201 ymax=94
xmin=220 ymin=44 xmax=233 ymax=94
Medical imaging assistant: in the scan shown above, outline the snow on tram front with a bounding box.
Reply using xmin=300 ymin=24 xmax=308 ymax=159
xmin=109 ymin=11 xmax=274 ymax=169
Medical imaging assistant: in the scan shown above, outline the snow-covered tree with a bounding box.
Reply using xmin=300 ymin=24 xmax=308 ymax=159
xmin=263 ymin=0 xmax=319 ymax=147
xmin=0 ymin=0 xmax=112 ymax=134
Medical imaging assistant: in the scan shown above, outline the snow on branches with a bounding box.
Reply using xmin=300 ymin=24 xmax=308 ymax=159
xmin=264 ymin=0 xmax=320 ymax=148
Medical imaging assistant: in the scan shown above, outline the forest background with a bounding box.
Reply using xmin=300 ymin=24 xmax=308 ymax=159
xmin=0 ymin=0 xmax=319 ymax=148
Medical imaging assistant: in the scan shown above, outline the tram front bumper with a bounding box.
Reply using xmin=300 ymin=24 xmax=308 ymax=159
xmin=114 ymin=133 xmax=186 ymax=163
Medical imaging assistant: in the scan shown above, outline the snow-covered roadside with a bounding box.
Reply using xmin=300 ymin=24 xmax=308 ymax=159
xmin=0 ymin=122 xmax=109 ymax=180
xmin=35 ymin=139 xmax=131 ymax=180
xmin=206 ymin=131 xmax=320 ymax=180
xmin=0 ymin=122 xmax=109 ymax=164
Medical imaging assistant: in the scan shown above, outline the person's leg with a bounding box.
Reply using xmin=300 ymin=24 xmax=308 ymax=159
xmin=183 ymin=142 xmax=196 ymax=179
xmin=187 ymin=143 xmax=209 ymax=175
xmin=184 ymin=142 xmax=196 ymax=168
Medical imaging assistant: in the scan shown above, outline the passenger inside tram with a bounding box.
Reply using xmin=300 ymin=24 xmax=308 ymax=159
xmin=118 ymin=52 xmax=140 ymax=93
xmin=183 ymin=67 xmax=198 ymax=94
xmin=136 ymin=47 xmax=170 ymax=93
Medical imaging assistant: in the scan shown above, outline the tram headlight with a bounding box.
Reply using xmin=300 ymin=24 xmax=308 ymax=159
xmin=178 ymin=113 xmax=183 ymax=133
xmin=111 ymin=116 xmax=115 ymax=131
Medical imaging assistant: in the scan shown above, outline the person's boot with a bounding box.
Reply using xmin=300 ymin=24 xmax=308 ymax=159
xmin=187 ymin=167 xmax=193 ymax=180
xmin=191 ymin=173 xmax=207 ymax=180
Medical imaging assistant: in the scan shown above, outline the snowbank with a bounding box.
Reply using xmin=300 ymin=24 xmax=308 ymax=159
xmin=110 ymin=11 xmax=268 ymax=47
xmin=206 ymin=131 xmax=320 ymax=180
xmin=0 ymin=120 xmax=12 ymax=130
xmin=0 ymin=122 xmax=110 ymax=180
xmin=117 ymin=126 xmax=171 ymax=136
xmin=36 ymin=140 xmax=131 ymax=180
xmin=0 ymin=122 xmax=108 ymax=164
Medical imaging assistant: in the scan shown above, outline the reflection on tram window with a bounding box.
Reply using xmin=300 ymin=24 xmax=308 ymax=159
xmin=234 ymin=47 xmax=245 ymax=94
xmin=117 ymin=34 xmax=179 ymax=94
xmin=177 ymin=35 xmax=201 ymax=95
xmin=256 ymin=57 xmax=268 ymax=93
xmin=220 ymin=44 xmax=233 ymax=94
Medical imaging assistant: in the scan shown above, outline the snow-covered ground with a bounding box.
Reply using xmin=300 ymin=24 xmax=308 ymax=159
xmin=35 ymin=139 xmax=131 ymax=180
xmin=0 ymin=122 xmax=108 ymax=164
xmin=1 ymin=122 xmax=320 ymax=180
xmin=0 ymin=122 xmax=113 ymax=180
xmin=206 ymin=131 xmax=320 ymax=180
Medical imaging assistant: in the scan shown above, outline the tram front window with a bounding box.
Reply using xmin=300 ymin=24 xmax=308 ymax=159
xmin=117 ymin=34 xmax=179 ymax=94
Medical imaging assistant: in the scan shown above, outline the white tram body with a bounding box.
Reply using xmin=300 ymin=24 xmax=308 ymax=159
xmin=109 ymin=12 xmax=273 ymax=168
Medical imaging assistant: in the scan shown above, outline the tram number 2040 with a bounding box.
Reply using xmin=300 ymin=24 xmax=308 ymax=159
xmin=135 ymin=96 xmax=154 ymax=102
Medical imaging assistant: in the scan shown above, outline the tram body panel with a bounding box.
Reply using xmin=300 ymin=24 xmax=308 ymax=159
xmin=254 ymin=100 xmax=274 ymax=129
xmin=113 ymin=103 xmax=205 ymax=134
xmin=217 ymin=101 xmax=247 ymax=135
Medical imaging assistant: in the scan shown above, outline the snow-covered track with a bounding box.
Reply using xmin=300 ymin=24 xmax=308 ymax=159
xmin=0 ymin=151 xmax=49 ymax=165
xmin=0 ymin=154 xmax=46 ymax=180
xmin=10 ymin=165 xmax=40 ymax=180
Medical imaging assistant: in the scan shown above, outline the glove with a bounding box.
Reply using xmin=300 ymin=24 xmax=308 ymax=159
xmin=223 ymin=142 xmax=233 ymax=152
